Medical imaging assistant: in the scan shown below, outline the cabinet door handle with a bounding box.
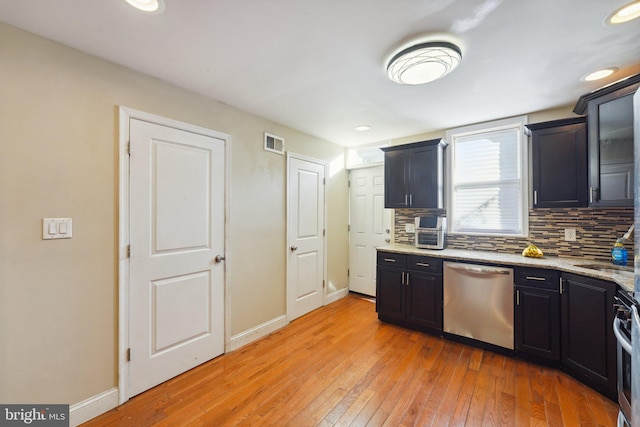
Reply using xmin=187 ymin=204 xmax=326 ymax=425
xmin=401 ymin=272 xmax=405 ymax=285
xmin=559 ymin=277 xmax=564 ymax=294
xmin=525 ymin=276 xmax=545 ymax=281
xmin=416 ymin=262 xmax=430 ymax=267
xmin=533 ymin=190 xmax=538 ymax=205
xmin=516 ymin=289 xmax=520 ymax=306
xmin=405 ymin=195 xmax=408 ymax=206
xmin=384 ymin=258 xmax=396 ymax=262
xmin=406 ymin=273 xmax=410 ymax=286
xmin=409 ymin=194 xmax=413 ymax=206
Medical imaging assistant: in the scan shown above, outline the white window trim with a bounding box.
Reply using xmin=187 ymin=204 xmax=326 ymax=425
xmin=445 ymin=115 xmax=529 ymax=237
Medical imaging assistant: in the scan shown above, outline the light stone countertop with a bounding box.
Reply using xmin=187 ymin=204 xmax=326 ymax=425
xmin=378 ymin=243 xmax=634 ymax=293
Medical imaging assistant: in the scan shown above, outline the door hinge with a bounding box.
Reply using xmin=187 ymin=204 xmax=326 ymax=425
xmin=127 ymin=141 xmax=131 ymax=156
xmin=347 ymin=269 xmax=350 ymax=277
xmin=323 ymin=178 xmax=326 ymax=185
xmin=323 ymin=280 xmax=325 ymax=288
xmin=348 ymin=224 xmax=350 ymax=232
xmin=127 ymin=245 xmax=131 ymax=258
xmin=126 ymin=348 xmax=131 ymax=362
xmin=323 ymin=229 xmax=326 ymax=237
xmin=348 ymin=180 xmax=351 ymax=188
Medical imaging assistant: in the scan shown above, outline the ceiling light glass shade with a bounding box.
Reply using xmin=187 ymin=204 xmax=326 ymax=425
xmin=125 ymin=0 xmax=163 ymax=12
xmin=607 ymin=0 xmax=640 ymax=24
xmin=583 ymin=68 xmax=618 ymax=81
xmin=387 ymin=42 xmax=462 ymax=85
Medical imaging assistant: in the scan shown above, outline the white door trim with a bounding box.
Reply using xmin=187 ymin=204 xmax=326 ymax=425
xmin=285 ymin=152 xmax=328 ymax=321
xmin=118 ymin=107 xmax=231 ymax=404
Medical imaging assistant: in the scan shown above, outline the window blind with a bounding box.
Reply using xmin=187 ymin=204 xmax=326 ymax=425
xmin=451 ymin=127 xmax=524 ymax=235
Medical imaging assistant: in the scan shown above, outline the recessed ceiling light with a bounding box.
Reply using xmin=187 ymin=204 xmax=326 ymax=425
xmin=606 ymin=0 xmax=640 ymax=24
xmin=582 ymin=68 xmax=618 ymax=82
xmin=125 ymin=0 xmax=164 ymax=13
xmin=354 ymin=125 xmax=371 ymax=132
xmin=387 ymin=41 xmax=462 ymax=85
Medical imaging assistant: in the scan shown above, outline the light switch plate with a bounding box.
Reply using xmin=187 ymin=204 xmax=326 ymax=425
xmin=405 ymin=223 xmax=415 ymax=233
xmin=43 ymin=218 xmax=73 ymax=240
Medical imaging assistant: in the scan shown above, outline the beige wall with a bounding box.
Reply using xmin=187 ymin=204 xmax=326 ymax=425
xmin=0 ymin=22 xmax=348 ymax=404
xmin=389 ymin=105 xmax=578 ymax=146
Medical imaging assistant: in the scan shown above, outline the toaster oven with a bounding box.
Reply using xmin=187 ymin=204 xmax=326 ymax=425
xmin=414 ymin=216 xmax=446 ymax=250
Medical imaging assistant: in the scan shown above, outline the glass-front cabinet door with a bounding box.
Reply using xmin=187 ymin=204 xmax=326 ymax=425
xmin=575 ymin=74 xmax=640 ymax=207
xmin=593 ymin=91 xmax=635 ymax=205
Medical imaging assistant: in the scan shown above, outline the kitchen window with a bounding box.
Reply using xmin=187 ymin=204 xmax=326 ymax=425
xmin=446 ymin=116 xmax=528 ymax=236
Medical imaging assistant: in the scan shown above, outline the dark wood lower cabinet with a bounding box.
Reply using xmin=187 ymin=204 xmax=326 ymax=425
xmin=376 ymin=267 xmax=404 ymax=322
xmin=515 ymin=284 xmax=561 ymax=363
xmin=513 ymin=268 xmax=561 ymax=364
xmin=376 ymin=251 xmax=442 ymax=335
xmin=561 ymin=273 xmax=617 ymax=400
xmin=404 ymin=270 xmax=443 ymax=331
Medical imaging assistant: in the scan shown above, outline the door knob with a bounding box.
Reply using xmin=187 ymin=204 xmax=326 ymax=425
xmin=290 ymin=245 xmax=298 ymax=251
xmin=385 ymin=238 xmax=390 ymax=243
xmin=214 ymin=255 xmax=225 ymax=263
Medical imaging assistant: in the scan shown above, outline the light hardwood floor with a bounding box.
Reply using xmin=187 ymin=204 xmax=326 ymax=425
xmin=83 ymin=293 xmax=618 ymax=426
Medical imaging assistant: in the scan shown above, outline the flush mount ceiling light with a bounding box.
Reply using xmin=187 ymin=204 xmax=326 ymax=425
xmin=606 ymin=0 xmax=640 ymax=24
xmin=387 ymin=41 xmax=462 ymax=85
xmin=354 ymin=125 xmax=371 ymax=132
xmin=125 ymin=0 xmax=164 ymax=13
xmin=582 ymin=67 xmax=618 ymax=81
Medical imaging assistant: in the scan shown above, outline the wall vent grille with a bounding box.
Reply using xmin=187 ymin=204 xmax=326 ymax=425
xmin=264 ymin=132 xmax=285 ymax=155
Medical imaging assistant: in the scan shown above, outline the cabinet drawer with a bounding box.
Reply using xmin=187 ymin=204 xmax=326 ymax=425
xmin=377 ymin=251 xmax=406 ymax=268
xmin=407 ymin=255 xmax=442 ymax=274
xmin=514 ymin=267 xmax=560 ymax=290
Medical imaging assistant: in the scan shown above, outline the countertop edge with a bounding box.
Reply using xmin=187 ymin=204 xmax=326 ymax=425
xmin=377 ymin=244 xmax=634 ymax=293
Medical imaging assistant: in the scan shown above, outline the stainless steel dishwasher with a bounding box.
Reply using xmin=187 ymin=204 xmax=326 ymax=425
xmin=443 ymin=261 xmax=514 ymax=350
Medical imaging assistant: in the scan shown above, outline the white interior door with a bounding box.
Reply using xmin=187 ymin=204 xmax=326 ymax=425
xmin=349 ymin=166 xmax=393 ymax=296
xmin=128 ymin=118 xmax=225 ymax=398
xmin=287 ymin=155 xmax=326 ymax=321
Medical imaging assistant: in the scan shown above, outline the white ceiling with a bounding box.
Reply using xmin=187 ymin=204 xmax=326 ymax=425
xmin=1 ymin=0 xmax=639 ymax=147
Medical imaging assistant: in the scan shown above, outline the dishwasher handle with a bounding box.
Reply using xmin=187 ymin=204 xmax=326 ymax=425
xmin=446 ymin=264 xmax=512 ymax=275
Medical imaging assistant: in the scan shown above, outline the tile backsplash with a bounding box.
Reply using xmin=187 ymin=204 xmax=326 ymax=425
xmin=394 ymin=207 xmax=634 ymax=263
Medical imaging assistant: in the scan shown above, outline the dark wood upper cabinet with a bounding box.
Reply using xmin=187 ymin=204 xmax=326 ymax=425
xmin=526 ymin=117 xmax=588 ymax=208
xmin=381 ymin=139 xmax=447 ymax=209
xmin=574 ymin=73 xmax=640 ymax=207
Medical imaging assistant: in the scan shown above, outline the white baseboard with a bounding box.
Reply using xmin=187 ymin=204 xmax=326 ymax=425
xmin=326 ymin=286 xmax=349 ymax=304
xmin=69 ymin=387 xmax=118 ymax=427
xmin=227 ymin=315 xmax=288 ymax=352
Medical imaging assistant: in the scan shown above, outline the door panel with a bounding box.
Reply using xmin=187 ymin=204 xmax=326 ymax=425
xmin=154 ymin=141 xmax=210 ymax=251
xmin=129 ymin=119 xmax=225 ymax=398
xmin=153 ymin=272 xmax=210 ymax=352
xmin=287 ymin=156 xmax=325 ymax=321
xmin=297 ymin=169 xmax=320 ymax=237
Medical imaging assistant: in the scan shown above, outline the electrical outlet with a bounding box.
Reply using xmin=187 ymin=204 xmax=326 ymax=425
xmin=564 ymin=228 xmax=576 ymax=242
xmin=405 ymin=223 xmax=415 ymax=233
